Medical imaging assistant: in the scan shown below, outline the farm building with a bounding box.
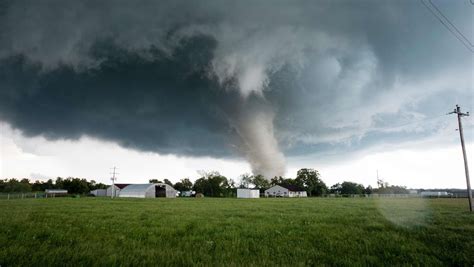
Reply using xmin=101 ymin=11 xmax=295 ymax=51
xmin=106 ymin=183 xmax=130 ymax=197
xmin=265 ymin=185 xmax=307 ymax=198
xmin=237 ymin=188 xmax=260 ymax=198
xmin=119 ymin=183 xmax=177 ymax=198
xmin=90 ymin=189 xmax=107 ymax=196
xmin=45 ymin=189 xmax=68 ymax=197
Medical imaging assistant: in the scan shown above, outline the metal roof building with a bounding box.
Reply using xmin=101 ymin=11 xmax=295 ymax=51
xmin=119 ymin=183 xmax=177 ymax=198
xmin=106 ymin=184 xmax=130 ymax=197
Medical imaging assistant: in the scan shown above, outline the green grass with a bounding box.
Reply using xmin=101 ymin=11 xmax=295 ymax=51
xmin=0 ymin=198 xmax=473 ymax=266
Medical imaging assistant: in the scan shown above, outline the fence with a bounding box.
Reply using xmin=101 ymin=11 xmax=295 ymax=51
xmin=0 ymin=192 xmax=78 ymax=199
xmin=323 ymin=193 xmax=468 ymax=198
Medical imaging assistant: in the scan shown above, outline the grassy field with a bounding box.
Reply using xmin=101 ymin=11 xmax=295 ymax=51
xmin=0 ymin=197 xmax=473 ymax=266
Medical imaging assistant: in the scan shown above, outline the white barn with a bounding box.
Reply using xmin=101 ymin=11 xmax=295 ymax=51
xmin=265 ymin=185 xmax=307 ymax=198
xmin=119 ymin=183 xmax=177 ymax=198
xmin=106 ymin=184 xmax=130 ymax=197
xmin=237 ymin=188 xmax=260 ymax=198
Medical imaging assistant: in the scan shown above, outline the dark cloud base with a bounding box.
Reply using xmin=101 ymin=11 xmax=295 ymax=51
xmin=0 ymin=35 xmax=248 ymax=157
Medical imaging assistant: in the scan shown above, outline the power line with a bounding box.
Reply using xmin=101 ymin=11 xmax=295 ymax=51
xmin=428 ymin=0 xmax=473 ymax=47
xmin=420 ymin=0 xmax=474 ymax=53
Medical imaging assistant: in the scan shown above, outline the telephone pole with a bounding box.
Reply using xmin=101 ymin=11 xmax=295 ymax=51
xmin=448 ymin=105 xmax=472 ymax=212
xmin=110 ymin=167 xmax=118 ymax=199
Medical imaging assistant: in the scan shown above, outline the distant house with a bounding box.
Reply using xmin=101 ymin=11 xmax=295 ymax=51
xmin=237 ymin=188 xmax=260 ymax=198
xmin=119 ymin=183 xmax=177 ymax=198
xmin=106 ymin=184 xmax=130 ymax=197
xmin=264 ymin=185 xmax=307 ymax=198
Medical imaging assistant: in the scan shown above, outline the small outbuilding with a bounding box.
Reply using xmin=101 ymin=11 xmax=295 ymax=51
xmin=237 ymin=188 xmax=260 ymax=198
xmin=265 ymin=185 xmax=307 ymax=198
xmin=119 ymin=183 xmax=177 ymax=198
xmin=45 ymin=189 xmax=68 ymax=197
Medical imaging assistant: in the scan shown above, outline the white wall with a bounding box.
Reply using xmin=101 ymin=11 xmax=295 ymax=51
xmin=289 ymin=191 xmax=307 ymax=198
xmin=106 ymin=185 xmax=120 ymax=197
xmin=237 ymin=189 xmax=260 ymax=198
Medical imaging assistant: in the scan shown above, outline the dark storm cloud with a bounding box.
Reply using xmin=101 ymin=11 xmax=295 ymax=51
xmin=0 ymin=35 xmax=241 ymax=156
xmin=0 ymin=0 xmax=472 ymax=168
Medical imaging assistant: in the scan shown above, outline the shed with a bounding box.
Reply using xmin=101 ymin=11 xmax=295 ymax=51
xmin=265 ymin=185 xmax=307 ymax=198
xmin=119 ymin=183 xmax=177 ymax=198
xmin=237 ymin=188 xmax=260 ymax=198
xmin=45 ymin=189 xmax=68 ymax=198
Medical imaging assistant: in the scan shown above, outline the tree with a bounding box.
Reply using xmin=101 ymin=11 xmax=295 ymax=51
xmin=174 ymin=178 xmax=193 ymax=192
xmin=55 ymin=177 xmax=64 ymax=189
xmin=295 ymin=168 xmax=327 ymax=196
xmin=252 ymin=174 xmax=270 ymax=190
xmin=239 ymin=173 xmax=253 ymax=188
xmin=58 ymin=177 xmax=90 ymax=194
xmin=329 ymin=183 xmax=342 ymax=194
xmin=3 ymin=178 xmax=32 ymax=192
xmin=0 ymin=179 xmax=5 ymax=192
xmin=149 ymin=179 xmax=163 ymax=184
xmin=270 ymin=176 xmax=285 ymax=186
xmin=192 ymin=172 xmax=231 ymax=197
xmin=228 ymin=178 xmax=236 ymax=189
xmin=163 ymin=179 xmax=173 ymax=186
xmin=365 ymin=185 xmax=373 ymax=195
xmin=339 ymin=181 xmax=364 ymax=195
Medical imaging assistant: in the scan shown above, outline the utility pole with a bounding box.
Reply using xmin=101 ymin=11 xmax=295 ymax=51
xmin=110 ymin=167 xmax=118 ymax=199
xmin=448 ymin=105 xmax=472 ymax=212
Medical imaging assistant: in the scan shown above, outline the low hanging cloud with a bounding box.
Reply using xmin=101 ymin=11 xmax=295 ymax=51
xmin=0 ymin=0 xmax=472 ymax=177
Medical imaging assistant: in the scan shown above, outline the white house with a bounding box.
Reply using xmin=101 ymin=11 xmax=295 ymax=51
xmin=106 ymin=184 xmax=130 ymax=197
xmin=264 ymin=185 xmax=307 ymax=198
xmin=118 ymin=183 xmax=177 ymax=198
xmin=237 ymin=188 xmax=260 ymax=198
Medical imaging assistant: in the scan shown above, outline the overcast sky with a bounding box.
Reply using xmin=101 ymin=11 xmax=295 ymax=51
xmin=0 ymin=0 xmax=472 ymax=188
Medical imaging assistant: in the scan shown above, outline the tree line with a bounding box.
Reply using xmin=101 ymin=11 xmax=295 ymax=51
xmin=0 ymin=178 xmax=107 ymax=194
xmin=150 ymin=168 xmax=409 ymax=197
xmin=1 ymin=168 xmax=409 ymax=196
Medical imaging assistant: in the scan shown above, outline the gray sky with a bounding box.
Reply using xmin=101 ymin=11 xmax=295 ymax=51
xmin=0 ymin=0 xmax=473 ymax=187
